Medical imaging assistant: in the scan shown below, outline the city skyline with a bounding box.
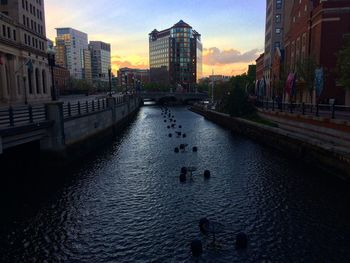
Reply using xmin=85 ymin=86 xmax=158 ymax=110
xmin=45 ymin=0 xmax=266 ymax=76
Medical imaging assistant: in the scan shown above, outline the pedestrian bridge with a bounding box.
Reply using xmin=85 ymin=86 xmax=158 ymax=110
xmin=140 ymin=92 xmax=208 ymax=104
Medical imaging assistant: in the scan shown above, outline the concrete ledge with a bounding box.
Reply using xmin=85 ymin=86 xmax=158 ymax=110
xmin=191 ymin=106 xmax=350 ymax=180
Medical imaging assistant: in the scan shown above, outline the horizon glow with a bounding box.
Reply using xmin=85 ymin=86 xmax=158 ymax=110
xmin=45 ymin=0 xmax=266 ymax=77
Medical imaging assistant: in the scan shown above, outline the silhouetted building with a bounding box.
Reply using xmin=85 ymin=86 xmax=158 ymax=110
xmin=264 ymin=0 xmax=285 ymax=98
xmin=149 ymin=20 xmax=202 ymax=91
xmin=117 ymin=68 xmax=150 ymax=90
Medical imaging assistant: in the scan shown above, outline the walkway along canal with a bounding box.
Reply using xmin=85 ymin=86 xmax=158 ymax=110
xmin=191 ymin=106 xmax=350 ymax=180
xmin=1 ymin=106 xmax=350 ymax=262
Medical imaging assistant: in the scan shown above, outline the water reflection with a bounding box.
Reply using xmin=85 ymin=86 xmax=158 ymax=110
xmin=1 ymin=106 xmax=350 ymax=262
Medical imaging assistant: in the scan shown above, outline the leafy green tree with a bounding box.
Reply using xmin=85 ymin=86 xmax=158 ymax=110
xmin=225 ymin=85 xmax=256 ymax=117
xmin=142 ymin=82 xmax=171 ymax=92
xmin=336 ymin=39 xmax=350 ymax=90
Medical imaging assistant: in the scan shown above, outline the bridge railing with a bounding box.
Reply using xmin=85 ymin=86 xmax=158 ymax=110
xmin=0 ymin=104 xmax=47 ymax=128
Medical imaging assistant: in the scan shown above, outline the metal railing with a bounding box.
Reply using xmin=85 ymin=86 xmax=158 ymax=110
xmin=62 ymin=95 xmax=127 ymax=119
xmin=63 ymin=99 xmax=107 ymax=119
xmin=0 ymin=104 xmax=47 ymax=128
xmin=0 ymin=95 xmax=131 ymax=128
xmin=257 ymin=100 xmax=350 ymax=121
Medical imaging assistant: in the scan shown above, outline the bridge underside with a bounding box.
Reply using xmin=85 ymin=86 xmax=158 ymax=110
xmin=141 ymin=93 xmax=208 ymax=105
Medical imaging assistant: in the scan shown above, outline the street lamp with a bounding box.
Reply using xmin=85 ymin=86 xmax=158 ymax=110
xmin=108 ymin=67 xmax=112 ymax=97
xmin=47 ymin=48 xmax=57 ymax=101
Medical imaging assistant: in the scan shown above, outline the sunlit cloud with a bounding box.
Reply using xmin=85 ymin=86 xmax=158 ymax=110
xmin=203 ymin=47 xmax=261 ymax=65
xmin=111 ymin=55 xmax=148 ymax=73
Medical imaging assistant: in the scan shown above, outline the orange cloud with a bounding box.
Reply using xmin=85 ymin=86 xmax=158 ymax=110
xmin=203 ymin=47 xmax=260 ymax=65
xmin=111 ymin=55 xmax=149 ymax=74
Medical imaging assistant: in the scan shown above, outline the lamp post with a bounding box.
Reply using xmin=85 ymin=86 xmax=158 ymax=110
xmin=108 ymin=67 xmax=112 ymax=97
xmin=47 ymin=48 xmax=57 ymax=101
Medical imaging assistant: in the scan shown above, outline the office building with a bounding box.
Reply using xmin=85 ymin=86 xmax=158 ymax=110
xmin=0 ymin=0 xmax=51 ymax=105
xmin=149 ymin=20 xmax=202 ymax=90
xmin=55 ymin=27 xmax=90 ymax=81
xmin=89 ymin=41 xmax=111 ymax=83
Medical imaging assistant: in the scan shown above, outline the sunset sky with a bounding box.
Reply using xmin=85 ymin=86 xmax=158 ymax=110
xmin=45 ymin=0 xmax=266 ymax=77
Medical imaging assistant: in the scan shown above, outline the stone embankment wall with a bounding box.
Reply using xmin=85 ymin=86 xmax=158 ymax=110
xmin=43 ymin=96 xmax=141 ymax=163
xmin=191 ymin=106 xmax=350 ymax=180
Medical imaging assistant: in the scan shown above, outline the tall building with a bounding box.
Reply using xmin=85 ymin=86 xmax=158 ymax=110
xmin=283 ymin=0 xmax=350 ymax=104
xmin=0 ymin=0 xmax=51 ymax=105
xmin=89 ymin=41 xmax=111 ymax=83
xmin=264 ymin=0 xmax=285 ymax=98
xmin=83 ymin=49 xmax=92 ymax=83
xmin=55 ymin=38 xmax=67 ymax=68
xmin=55 ymin=28 xmax=90 ymax=81
xmin=149 ymin=20 xmax=202 ymax=91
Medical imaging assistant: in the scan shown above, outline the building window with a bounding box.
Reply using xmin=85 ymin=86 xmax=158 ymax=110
xmin=275 ymin=42 xmax=280 ymax=49
xmin=0 ymin=0 xmax=8 ymax=5
xmin=275 ymin=28 xmax=281 ymax=34
xmin=275 ymin=14 xmax=281 ymax=23
xmin=276 ymin=0 xmax=282 ymax=9
xmin=28 ymin=67 xmax=33 ymax=94
xmin=35 ymin=68 xmax=40 ymax=94
xmin=17 ymin=75 xmax=21 ymax=95
xmin=42 ymin=70 xmax=47 ymax=93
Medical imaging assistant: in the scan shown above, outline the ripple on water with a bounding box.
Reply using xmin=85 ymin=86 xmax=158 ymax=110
xmin=1 ymin=106 xmax=350 ymax=262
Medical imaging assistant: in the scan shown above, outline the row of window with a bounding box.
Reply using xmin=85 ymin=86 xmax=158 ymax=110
xmin=22 ymin=14 xmax=44 ymax=35
xmin=23 ymin=33 xmax=45 ymax=51
xmin=1 ymin=24 xmax=17 ymax=41
xmin=22 ymin=0 xmax=43 ymax=21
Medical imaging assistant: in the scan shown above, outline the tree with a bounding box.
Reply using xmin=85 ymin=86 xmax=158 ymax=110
xmin=336 ymin=39 xmax=350 ymax=90
xmin=217 ymin=74 xmax=256 ymax=117
xmin=68 ymin=77 xmax=94 ymax=94
xmin=225 ymin=85 xmax=256 ymax=117
xmin=295 ymin=56 xmax=317 ymax=102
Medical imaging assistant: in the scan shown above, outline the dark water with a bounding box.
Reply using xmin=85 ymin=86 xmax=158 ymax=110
xmin=1 ymin=106 xmax=350 ymax=263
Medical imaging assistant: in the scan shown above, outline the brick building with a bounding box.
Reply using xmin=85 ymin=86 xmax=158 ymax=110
xmin=117 ymin=68 xmax=150 ymax=91
xmin=53 ymin=65 xmax=70 ymax=95
xmin=284 ymin=0 xmax=350 ymax=104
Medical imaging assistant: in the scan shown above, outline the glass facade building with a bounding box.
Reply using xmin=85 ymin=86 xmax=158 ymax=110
xmin=56 ymin=28 xmax=89 ymax=81
xmin=89 ymin=41 xmax=111 ymax=83
xmin=149 ymin=20 xmax=202 ymax=90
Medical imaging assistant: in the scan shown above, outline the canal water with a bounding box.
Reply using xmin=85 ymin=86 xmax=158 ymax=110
xmin=1 ymin=106 xmax=350 ymax=262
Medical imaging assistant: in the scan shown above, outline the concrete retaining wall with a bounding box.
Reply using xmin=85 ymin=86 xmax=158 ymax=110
xmin=191 ymin=107 xmax=350 ymax=180
xmin=41 ymin=96 xmax=141 ymax=164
